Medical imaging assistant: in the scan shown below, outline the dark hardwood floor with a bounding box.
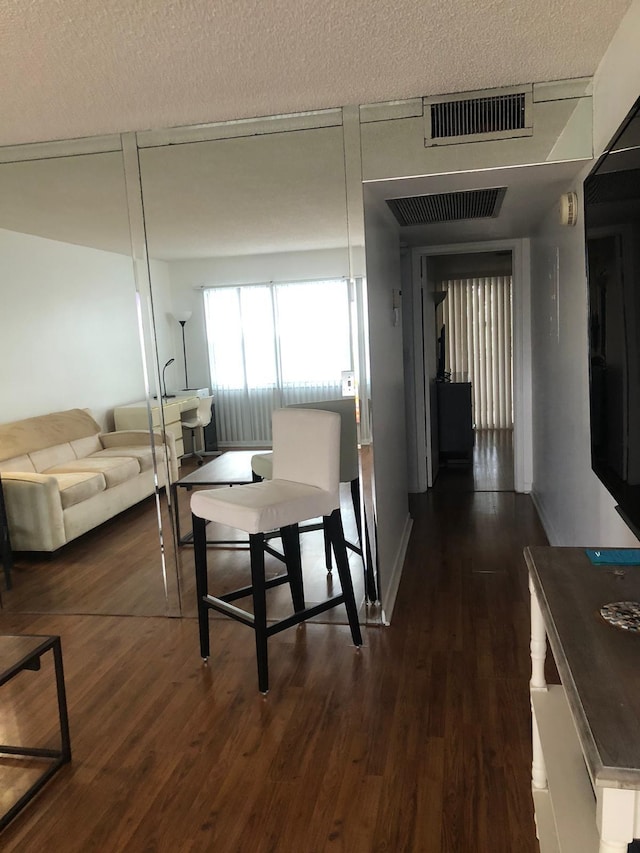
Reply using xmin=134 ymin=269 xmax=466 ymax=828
xmin=0 ymin=434 xmax=549 ymax=851
xmin=2 ymin=458 xmax=367 ymax=624
xmin=435 ymin=429 xmax=515 ymax=492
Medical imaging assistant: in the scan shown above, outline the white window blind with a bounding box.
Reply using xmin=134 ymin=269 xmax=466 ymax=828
xmin=204 ymin=280 xmax=352 ymax=444
xmin=440 ymin=276 xmax=513 ymax=429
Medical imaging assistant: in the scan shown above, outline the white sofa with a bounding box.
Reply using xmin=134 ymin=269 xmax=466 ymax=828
xmin=0 ymin=408 xmax=178 ymax=552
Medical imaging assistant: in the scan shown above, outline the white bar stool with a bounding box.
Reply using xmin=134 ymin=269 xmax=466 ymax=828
xmin=190 ymin=408 xmax=363 ymax=693
xmin=250 ymin=398 xmax=367 ymax=584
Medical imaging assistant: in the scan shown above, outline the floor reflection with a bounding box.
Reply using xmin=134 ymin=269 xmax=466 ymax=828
xmin=435 ymin=428 xmax=514 ymax=493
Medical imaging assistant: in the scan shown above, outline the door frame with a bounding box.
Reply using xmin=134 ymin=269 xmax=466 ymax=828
xmin=408 ymin=237 xmax=532 ymax=494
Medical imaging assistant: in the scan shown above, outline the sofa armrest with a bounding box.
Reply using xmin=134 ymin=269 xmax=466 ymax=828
xmin=100 ymin=430 xmax=178 ymax=483
xmin=1 ymin=473 xmax=66 ymax=552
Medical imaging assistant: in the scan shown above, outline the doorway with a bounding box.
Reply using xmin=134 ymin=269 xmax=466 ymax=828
xmin=408 ymin=239 xmax=532 ymax=496
xmin=431 ymin=251 xmax=514 ymax=491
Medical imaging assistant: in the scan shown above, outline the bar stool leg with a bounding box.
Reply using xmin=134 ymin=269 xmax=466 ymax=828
xmin=350 ymin=476 xmax=363 ymax=549
xmin=281 ymin=524 xmax=305 ymax=611
xmin=324 ymin=477 xmax=363 ymax=574
xmin=192 ymin=513 xmax=211 ymax=660
xmin=324 ymin=510 xmax=363 ymax=647
xmin=323 ymin=524 xmax=333 ymax=573
xmin=249 ymin=533 xmax=269 ymax=694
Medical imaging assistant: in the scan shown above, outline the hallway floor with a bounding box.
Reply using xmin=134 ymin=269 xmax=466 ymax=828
xmin=434 ymin=428 xmax=514 ymax=492
xmin=0 ymin=431 xmax=549 ymax=852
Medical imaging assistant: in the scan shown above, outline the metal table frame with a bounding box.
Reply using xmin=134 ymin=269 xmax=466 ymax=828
xmin=172 ymin=451 xmax=256 ymax=547
xmin=0 ymin=634 xmax=71 ymax=830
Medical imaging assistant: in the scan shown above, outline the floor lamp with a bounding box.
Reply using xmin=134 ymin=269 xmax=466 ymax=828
xmin=172 ymin=311 xmax=192 ymax=389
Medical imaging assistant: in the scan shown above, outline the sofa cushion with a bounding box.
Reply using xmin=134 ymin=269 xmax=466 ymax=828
xmin=89 ymin=447 xmax=157 ymax=472
xmin=46 ymin=456 xmax=140 ymax=488
xmin=71 ymin=434 xmax=103 ymax=458
xmin=49 ymin=472 xmax=107 ymax=509
xmin=30 ymin=442 xmax=76 ymax=473
xmin=0 ymin=409 xmax=101 ymax=463
xmin=0 ymin=454 xmax=36 ymax=474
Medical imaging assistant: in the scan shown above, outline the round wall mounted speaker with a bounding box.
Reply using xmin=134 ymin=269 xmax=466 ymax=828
xmin=559 ymin=191 xmax=578 ymax=226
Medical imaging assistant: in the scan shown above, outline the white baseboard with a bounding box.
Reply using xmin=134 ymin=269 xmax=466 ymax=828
xmin=530 ymin=489 xmax=557 ymax=545
xmin=380 ymin=514 xmax=413 ymax=625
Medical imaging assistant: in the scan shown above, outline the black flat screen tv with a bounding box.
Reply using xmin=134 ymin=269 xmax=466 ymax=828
xmin=584 ymin=95 xmax=640 ymax=538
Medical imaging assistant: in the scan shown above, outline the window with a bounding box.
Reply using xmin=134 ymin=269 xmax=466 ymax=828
xmin=204 ymin=280 xmax=352 ymax=443
xmin=440 ymin=276 xmax=513 ymax=429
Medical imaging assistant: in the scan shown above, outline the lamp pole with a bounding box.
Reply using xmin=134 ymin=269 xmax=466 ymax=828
xmin=179 ymin=321 xmax=189 ymax=388
xmin=172 ymin=311 xmax=192 ymax=390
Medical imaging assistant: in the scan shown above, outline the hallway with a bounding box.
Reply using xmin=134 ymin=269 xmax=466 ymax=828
xmin=0 ymin=449 xmax=549 ymax=851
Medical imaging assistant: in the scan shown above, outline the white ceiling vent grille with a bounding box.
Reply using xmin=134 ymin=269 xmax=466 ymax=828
xmin=386 ymin=187 xmax=507 ymax=226
xmin=425 ymin=86 xmax=533 ymax=146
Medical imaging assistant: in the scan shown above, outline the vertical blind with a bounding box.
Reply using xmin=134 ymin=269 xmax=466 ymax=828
xmin=440 ymin=276 xmax=513 ymax=429
xmin=203 ymin=280 xmax=352 ymax=444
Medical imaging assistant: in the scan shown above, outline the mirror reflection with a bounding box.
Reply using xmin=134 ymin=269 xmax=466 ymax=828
xmin=138 ymin=119 xmax=379 ymax=623
xmin=0 ymin=148 xmax=172 ymax=616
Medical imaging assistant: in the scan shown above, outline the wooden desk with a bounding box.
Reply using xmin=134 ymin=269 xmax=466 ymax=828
xmin=113 ymin=394 xmax=200 ymax=460
xmin=525 ymin=546 xmax=640 ymax=852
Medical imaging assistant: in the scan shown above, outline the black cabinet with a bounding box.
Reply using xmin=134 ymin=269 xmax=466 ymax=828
xmin=437 ymin=381 xmax=473 ymax=463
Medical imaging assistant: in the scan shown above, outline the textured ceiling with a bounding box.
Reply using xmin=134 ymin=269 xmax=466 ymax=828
xmin=0 ymin=0 xmax=633 ymax=147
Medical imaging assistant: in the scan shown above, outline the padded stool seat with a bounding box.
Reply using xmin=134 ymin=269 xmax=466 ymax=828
xmin=191 ymin=408 xmax=363 ymax=693
xmin=191 ymin=479 xmax=336 ymax=535
xmin=249 ymin=399 xmax=371 ymax=595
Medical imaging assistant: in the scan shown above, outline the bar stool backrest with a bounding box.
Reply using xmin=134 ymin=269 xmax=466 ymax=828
xmin=271 ymin=408 xmax=340 ymax=503
xmin=288 ymin=398 xmax=358 ymax=483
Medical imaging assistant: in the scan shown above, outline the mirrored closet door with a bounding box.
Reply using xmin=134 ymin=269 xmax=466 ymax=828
xmin=0 ymin=140 xmax=174 ymax=617
xmin=136 ymin=112 xmax=380 ymax=623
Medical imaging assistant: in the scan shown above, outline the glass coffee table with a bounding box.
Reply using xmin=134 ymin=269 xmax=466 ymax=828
xmin=172 ymin=451 xmax=257 ymax=546
xmin=0 ymin=634 xmax=71 ymax=830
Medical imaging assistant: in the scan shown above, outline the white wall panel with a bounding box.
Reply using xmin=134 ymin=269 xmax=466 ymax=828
xmin=0 ymin=228 xmax=145 ymax=429
xmin=363 ymin=188 xmax=412 ymax=619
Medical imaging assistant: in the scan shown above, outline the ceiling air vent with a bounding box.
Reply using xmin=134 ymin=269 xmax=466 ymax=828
xmin=424 ymin=86 xmax=533 ymax=146
xmin=386 ymin=187 xmax=507 ymax=226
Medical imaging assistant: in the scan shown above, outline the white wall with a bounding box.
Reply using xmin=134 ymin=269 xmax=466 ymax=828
xmin=147 ymin=258 xmax=184 ymax=393
xmin=0 ymin=228 xmax=148 ymax=429
xmin=165 ymin=248 xmax=350 ymax=391
xmin=363 ymin=189 xmax=412 ymax=618
xmin=529 ymin=1 xmax=640 ymax=547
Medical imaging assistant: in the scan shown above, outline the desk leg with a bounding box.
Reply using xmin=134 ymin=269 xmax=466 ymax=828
xmin=530 ymin=577 xmax=548 ymax=792
xmin=598 ymin=841 xmax=632 ymax=853
xmin=529 ymin=577 xmax=547 ymax=690
xmin=597 ymin=787 xmax=638 ymax=852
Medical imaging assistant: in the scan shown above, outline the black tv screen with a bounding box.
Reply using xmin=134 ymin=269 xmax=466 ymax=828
xmin=584 ymin=95 xmax=640 ymax=538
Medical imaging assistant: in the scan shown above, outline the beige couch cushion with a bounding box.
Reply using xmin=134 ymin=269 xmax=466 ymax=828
xmin=0 ymin=408 xmax=101 ymax=463
xmin=90 ymin=447 xmax=156 ymax=472
xmin=0 ymin=454 xmax=36 ymax=473
xmin=31 ymin=442 xmax=76 ymax=473
xmin=49 ymin=472 xmax=107 ymax=509
xmin=70 ymin=434 xmax=103 ymax=458
xmin=46 ymin=456 xmax=140 ymax=488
